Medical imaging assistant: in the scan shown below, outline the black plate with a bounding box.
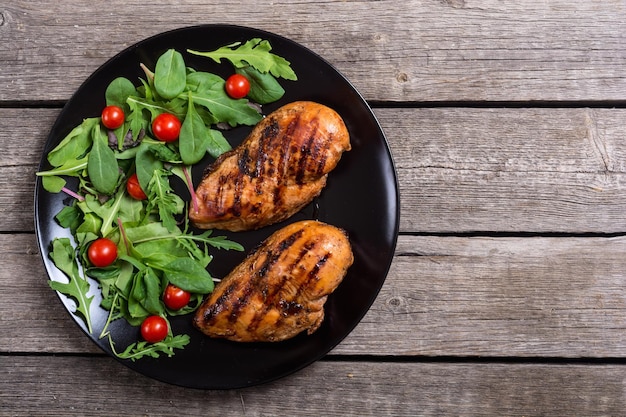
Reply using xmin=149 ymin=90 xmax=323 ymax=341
xmin=35 ymin=24 xmax=399 ymax=389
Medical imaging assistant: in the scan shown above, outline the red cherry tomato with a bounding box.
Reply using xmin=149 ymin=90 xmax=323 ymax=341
xmin=126 ymin=173 xmax=147 ymax=200
xmin=152 ymin=113 xmax=181 ymax=142
xmin=87 ymin=238 xmax=118 ymax=267
xmin=163 ymin=284 xmax=191 ymax=310
xmin=101 ymin=105 xmax=125 ymax=129
xmin=141 ymin=315 xmax=168 ymax=343
xmin=225 ymin=74 xmax=250 ymax=99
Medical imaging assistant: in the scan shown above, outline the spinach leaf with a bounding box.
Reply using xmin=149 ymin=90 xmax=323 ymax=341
xmin=106 ymin=77 xmax=136 ymax=113
xmin=139 ymin=267 xmax=164 ymax=315
xmin=87 ymin=124 xmax=119 ymax=195
xmin=237 ymin=65 xmax=285 ymax=104
xmin=179 ymin=93 xmax=212 ymax=165
xmin=154 ymin=49 xmax=186 ymax=100
xmin=186 ymin=71 xmax=224 ymax=93
xmin=160 ymin=257 xmax=214 ymax=293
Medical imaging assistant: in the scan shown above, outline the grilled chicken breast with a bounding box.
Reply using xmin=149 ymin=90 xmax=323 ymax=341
xmin=189 ymin=101 xmax=351 ymax=231
xmin=193 ymin=220 xmax=354 ymax=342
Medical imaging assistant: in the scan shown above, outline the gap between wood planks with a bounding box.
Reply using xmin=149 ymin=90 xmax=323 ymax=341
xmin=3 ymin=99 xmax=626 ymax=109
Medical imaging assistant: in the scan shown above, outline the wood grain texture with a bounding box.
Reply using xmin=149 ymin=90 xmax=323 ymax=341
xmin=2 ymin=356 xmax=624 ymax=416
xmin=9 ymin=107 xmax=626 ymax=233
xmin=3 ymin=2 xmax=626 ymax=414
xmin=5 ymin=233 xmax=626 ymax=357
xmin=1 ymin=1 xmax=625 ymax=102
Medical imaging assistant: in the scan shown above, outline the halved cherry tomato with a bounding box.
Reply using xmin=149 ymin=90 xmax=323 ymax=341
xmin=141 ymin=315 xmax=168 ymax=343
xmin=126 ymin=173 xmax=147 ymax=200
xmin=151 ymin=113 xmax=181 ymax=142
xmin=87 ymin=238 xmax=118 ymax=267
xmin=101 ymin=105 xmax=125 ymax=129
xmin=225 ymin=74 xmax=250 ymax=99
xmin=163 ymin=284 xmax=191 ymax=310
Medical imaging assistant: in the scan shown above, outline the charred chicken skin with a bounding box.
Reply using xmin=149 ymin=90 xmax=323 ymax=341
xmin=189 ymin=101 xmax=351 ymax=231
xmin=193 ymin=220 xmax=354 ymax=342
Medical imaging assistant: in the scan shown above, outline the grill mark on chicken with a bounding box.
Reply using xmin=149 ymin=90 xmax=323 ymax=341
xmin=194 ymin=220 xmax=354 ymax=342
xmin=245 ymin=238 xmax=315 ymax=334
xmin=190 ymin=101 xmax=350 ymax=231
xmin=224 ymin=228 xmax=305 ymax=324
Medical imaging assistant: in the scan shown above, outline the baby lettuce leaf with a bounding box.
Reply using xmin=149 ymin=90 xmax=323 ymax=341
xmin=49 ymin=238 xmax=94 ymax=334
xmin=154 ymin=49 xmax=186 ymax=100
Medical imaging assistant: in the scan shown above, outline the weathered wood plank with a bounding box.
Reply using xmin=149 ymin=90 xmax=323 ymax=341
xmin=5 ymin=233 xmax=626 ymax=357
xmin=1 ymin=356 xmax=624 ymax=416
xmin=337 ymin=235 xmax=626 ymax=357
xmin=1 ymin=1 xmax=625 ymax=102
xmin=388 ymin=107 xmax=626 ymax=233
xmin=9 ymin=107 xmax=626 ymax=233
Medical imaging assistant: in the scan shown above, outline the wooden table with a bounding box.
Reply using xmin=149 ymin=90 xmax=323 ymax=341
xmin=2 ymin=1 xmax=626 ymax=415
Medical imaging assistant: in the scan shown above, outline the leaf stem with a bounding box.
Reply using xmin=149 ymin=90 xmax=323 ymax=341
xmin=182 ymin=165 xmax=198 ymax=214
xmin=61 ymin=187 xmax=85 ymax=201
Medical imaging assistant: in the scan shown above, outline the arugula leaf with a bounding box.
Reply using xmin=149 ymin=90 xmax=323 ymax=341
xmin=144 ymin=169 xmax=184 ymax=232
xmin=188 ymin=38 xmax=297 ymax=80
xmin=48 ymin=238 xmax=94 ymax=334
xmin=109 ymin=334 xmax=190 ymax=361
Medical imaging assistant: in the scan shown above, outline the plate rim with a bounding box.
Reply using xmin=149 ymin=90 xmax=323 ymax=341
xmin=34 ymin=23 xmax=400 ymax=389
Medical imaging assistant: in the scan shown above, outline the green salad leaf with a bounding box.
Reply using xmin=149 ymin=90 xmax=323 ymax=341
xmin=48 ymin=238 xmax=94 ymax=334
xmin=37 ymin=38 xmax=296 ymax=360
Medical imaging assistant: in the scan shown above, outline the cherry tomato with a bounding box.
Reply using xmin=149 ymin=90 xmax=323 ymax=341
xmin=151 ymin=113 xmax=181 ymax=142
xmin=141 ymin=315 xmax=168 ymax=343
xmin=126 ymin=173 xmax=147 ymax=200
xmin=101 ymin=105 xmax=125 ymax=129
xmin=163 ymin=284 xmax=191 ymax=310
xmin=87 ymin=238 xmax=118 ymax=267
xmin=225 ymin=74 xmax=250 ymax=99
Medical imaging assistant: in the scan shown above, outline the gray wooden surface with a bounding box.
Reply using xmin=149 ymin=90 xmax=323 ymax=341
xmin=2 ymin=1 xmax=626 ymax=415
